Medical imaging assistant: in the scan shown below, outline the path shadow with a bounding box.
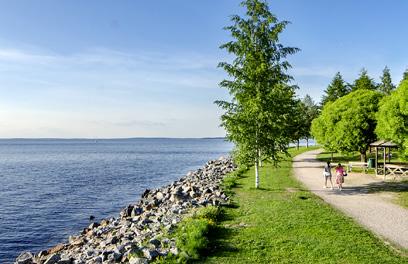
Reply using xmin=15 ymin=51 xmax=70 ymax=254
xmin=325 ymin=180 xmax=408 ymax=196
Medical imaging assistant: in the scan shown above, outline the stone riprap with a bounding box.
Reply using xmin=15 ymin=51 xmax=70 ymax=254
xmin=15 ymin=157 xmax=235 ymax=264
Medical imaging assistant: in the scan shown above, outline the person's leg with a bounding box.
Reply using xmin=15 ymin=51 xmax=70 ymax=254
xmin=324 ymin=177 xmax=328 ymax=188
xmin=329 ymin=177 xmax=334 ymax=189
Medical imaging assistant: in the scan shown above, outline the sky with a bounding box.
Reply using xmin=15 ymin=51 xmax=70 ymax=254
xmin=0 ymin=0 xmax=406 ymax=138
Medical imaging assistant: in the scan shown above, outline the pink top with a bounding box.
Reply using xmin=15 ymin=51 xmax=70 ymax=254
xmin=336 ymin=166 xmax=344 ymax=175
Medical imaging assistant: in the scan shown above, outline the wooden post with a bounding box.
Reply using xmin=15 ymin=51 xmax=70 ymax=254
xmin=375 ymin=147 xmax=378 ymax=176
xmin=383 ymin=147 xmax=386 ymax=180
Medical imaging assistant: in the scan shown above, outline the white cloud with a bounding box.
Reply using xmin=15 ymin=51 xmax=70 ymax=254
xmin=0 ymin=46 xmax=228 ymax=137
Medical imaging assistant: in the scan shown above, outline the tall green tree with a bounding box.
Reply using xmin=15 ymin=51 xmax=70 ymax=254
xmin=376 ymin=80 xmax=408 ymax=159
xmin=352 ymin=68 xmax=377 ymax=91
xmin=379 ymin=66 xmax=395 ymax=95
xmin=288 ymin=99 xmax=308 ymax=150
xmin=302 ymin=95 xmax=320 ymax=146
xmin=321 ymin=72 xmax=350 ymax=107
xmin=216 ymin=0 xmax=298 ymax=188
xmin=400 ymin=68 xmax=408 ymax=85
xmin=311 ymin=89 xmax=383 ymax=162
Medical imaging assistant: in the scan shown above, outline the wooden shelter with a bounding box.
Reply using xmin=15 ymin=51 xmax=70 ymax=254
xmin=369 ymin=140 xmax=399 ymax=178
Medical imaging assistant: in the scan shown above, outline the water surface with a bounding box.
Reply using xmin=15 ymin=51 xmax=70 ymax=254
xmin=0 ymin=138 xmax=232 ymax=263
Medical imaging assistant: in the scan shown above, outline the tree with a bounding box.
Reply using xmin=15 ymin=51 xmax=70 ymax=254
xmin=376 ymin=80 xmax=408 ymax=159
xmin=378 ymin=66 xmax=395 ymax=95
xmin=321 ymin=72 xmax=350 ymax=107
xmin=352 ymin=68 xmax=377 ymax=91
xmin=400 ymin=68 xmax=408 ymax=85
xmin=302 ymin=95 xmax=320 ymax=147
xmin=311 ymin=89 xmax=383 ymax=162
xmin=216 ymin=0 xmax=299 ymax=188
xmin=288 ymin=99 xmax=308 ymax=150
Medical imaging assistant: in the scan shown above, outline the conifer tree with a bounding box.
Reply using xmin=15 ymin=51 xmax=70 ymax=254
xmin=379 ymin=66 xmax=395 ymax=95
xmin=302 ymin=95 xmax=319 ymax=146
xmin=321 ymin=72 xmax=349 ymax=107
xmin=216 ymin=0 xmax=298 ymax=188
xmin=352 ymin=68 xmax=377 ymax=91
xmin=400 ymin=68 xmax=408 ymax=85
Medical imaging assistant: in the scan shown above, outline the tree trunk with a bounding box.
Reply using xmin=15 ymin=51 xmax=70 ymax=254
xmin=306 ymin=138 xmax=309 ymax=148
xmin=296 ymin=140 xmax=299 ymax=150
xmin=255 ymin=160 xmax=259 ymax=189
xmin=360 ymin=151 xmax=366 ymax=162
xmin=258 ymin=149 xmax=262 ymax=167
xmin=331 ymin=152 xmax=333 ymax=162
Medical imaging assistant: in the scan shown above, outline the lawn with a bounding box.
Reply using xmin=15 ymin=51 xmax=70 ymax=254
xmin=199 ymin=147 xmax=407 ymax=263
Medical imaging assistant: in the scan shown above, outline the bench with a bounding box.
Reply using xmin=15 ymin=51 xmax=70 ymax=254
xmin=347 ymin=162 xmax=368 ymax=173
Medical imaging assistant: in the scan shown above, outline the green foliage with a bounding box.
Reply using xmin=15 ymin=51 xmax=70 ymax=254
xmin=379 ymin=66 xmax=396 ymax=95
xmin=222 ymin=166 xmax=248 ymax=196
xmin=176 ymin=218 xmax=211 ymax=260
xmin=352 ymin=68 xmax=378 ymax=91
xmin=321 ymin=72 xmax=350 ymax=107
xmin=287 ymin=95 xmax=319 ymax=146
xmin=216 ymin=0 xmax=299 ymax=187
xmin=311 ymin=89 xmax=383 ymax=161
xmin=300 ymin=95 xmax=320 ymax=140
xmin=376 ymin=80 xmax=408 ymax=159
xmin=155 ymin=206 xmax=224 ymax=263
xmin=400 ymin=69 xmax=408 ymax=86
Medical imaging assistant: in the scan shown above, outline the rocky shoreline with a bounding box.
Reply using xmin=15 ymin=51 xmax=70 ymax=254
xmin=15 ymin=157 xmax=235 ymax=264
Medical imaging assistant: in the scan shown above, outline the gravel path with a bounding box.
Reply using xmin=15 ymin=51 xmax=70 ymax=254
xmin=293 ymin=149 xmax=408 ymax=249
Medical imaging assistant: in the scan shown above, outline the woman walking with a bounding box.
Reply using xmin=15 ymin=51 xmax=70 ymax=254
xmin=323 ymin=161 xmax=334 ymax=189
xmin=335 ymin=163 xmax=345 ymax=190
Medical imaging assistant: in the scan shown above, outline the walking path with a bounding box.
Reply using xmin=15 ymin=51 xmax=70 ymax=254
xmin=293 ymin=149 xmax=408 ymax=250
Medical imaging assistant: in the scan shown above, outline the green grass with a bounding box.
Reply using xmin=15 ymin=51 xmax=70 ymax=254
xmin=198 ymin=147 xmax=407 ymax=264
xmin=154 ymin=206 xmax=224 ymax=264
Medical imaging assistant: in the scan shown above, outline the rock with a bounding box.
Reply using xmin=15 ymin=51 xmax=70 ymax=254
xmin=156 ymin=192 xmax=164 ymax=200
xmin=149 ymin=238 xmax=161 ymax=248
xmin=129 ymin=257 xmax=148 ymax=264
xmin=131 ymin=207 xmax=143 ymax=217
xmin=100 ymin=219 xmax=110 ymax=227
xmin=107 ymin=235 xmax=118 ymax=245
xmin=43 ymin=253 xmax=61 ymax=264
xmin=37 ymin=250 xmax=48 ymax=258
xmin=58 ymin=258 xmax=73 ymax=264
xmin=93 ymin=256 xmax=103 ymax=263
xmin=88 ymin=222 xmax=99 ymax=229
xmin=16 ymin=251 xmax=33 ymax=264
xmin=47 ymin=244 xmax=65 ymax=255
xmin=113 ymin=251 xmax=123 ymax=261
xmin=142 ymin=189 xmax=150 ymax=198
xmin=89 ymin=215 xmax=95 ymax=221
xmin=142 ymin=249 xmax=159 ymax=260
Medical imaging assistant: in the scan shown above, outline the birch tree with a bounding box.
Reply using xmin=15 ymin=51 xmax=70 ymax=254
xmin=216 ymin=0 xmax=298 ymax=188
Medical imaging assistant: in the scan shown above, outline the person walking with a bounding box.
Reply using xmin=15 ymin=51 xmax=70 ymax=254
xmin=335 ymin=163 xmax=345 ymax=190
xmin=323 ymin=161 xmax=334 ymax=189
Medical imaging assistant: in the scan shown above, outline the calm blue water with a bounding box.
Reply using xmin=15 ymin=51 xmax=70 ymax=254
xmin=0 ymin=138 xmax=233 ymax=263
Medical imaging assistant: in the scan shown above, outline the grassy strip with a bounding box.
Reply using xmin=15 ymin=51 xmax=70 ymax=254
xmin=154 ymin=206 xmax=224 ymax=264
xmin=198 ymin=147 xmax=407 ymax=263
xmin=317 ymin=151 xmax=408 ymax=209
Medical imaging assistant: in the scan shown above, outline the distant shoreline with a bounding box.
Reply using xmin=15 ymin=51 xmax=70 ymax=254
xmin=0 ymin=137 xmax=227 ymax=141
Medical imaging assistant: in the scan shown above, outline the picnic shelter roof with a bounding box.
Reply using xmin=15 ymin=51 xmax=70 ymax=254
xmin=369 ymin=140 xmax=399 ymax=148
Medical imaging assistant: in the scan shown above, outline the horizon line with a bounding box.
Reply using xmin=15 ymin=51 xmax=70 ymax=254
xmin=0 ymin=137 xmax=227 ymax=140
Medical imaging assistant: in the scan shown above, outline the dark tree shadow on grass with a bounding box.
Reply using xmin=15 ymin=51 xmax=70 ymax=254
xmin=197 ymin=223 xmax=240 ymax=262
